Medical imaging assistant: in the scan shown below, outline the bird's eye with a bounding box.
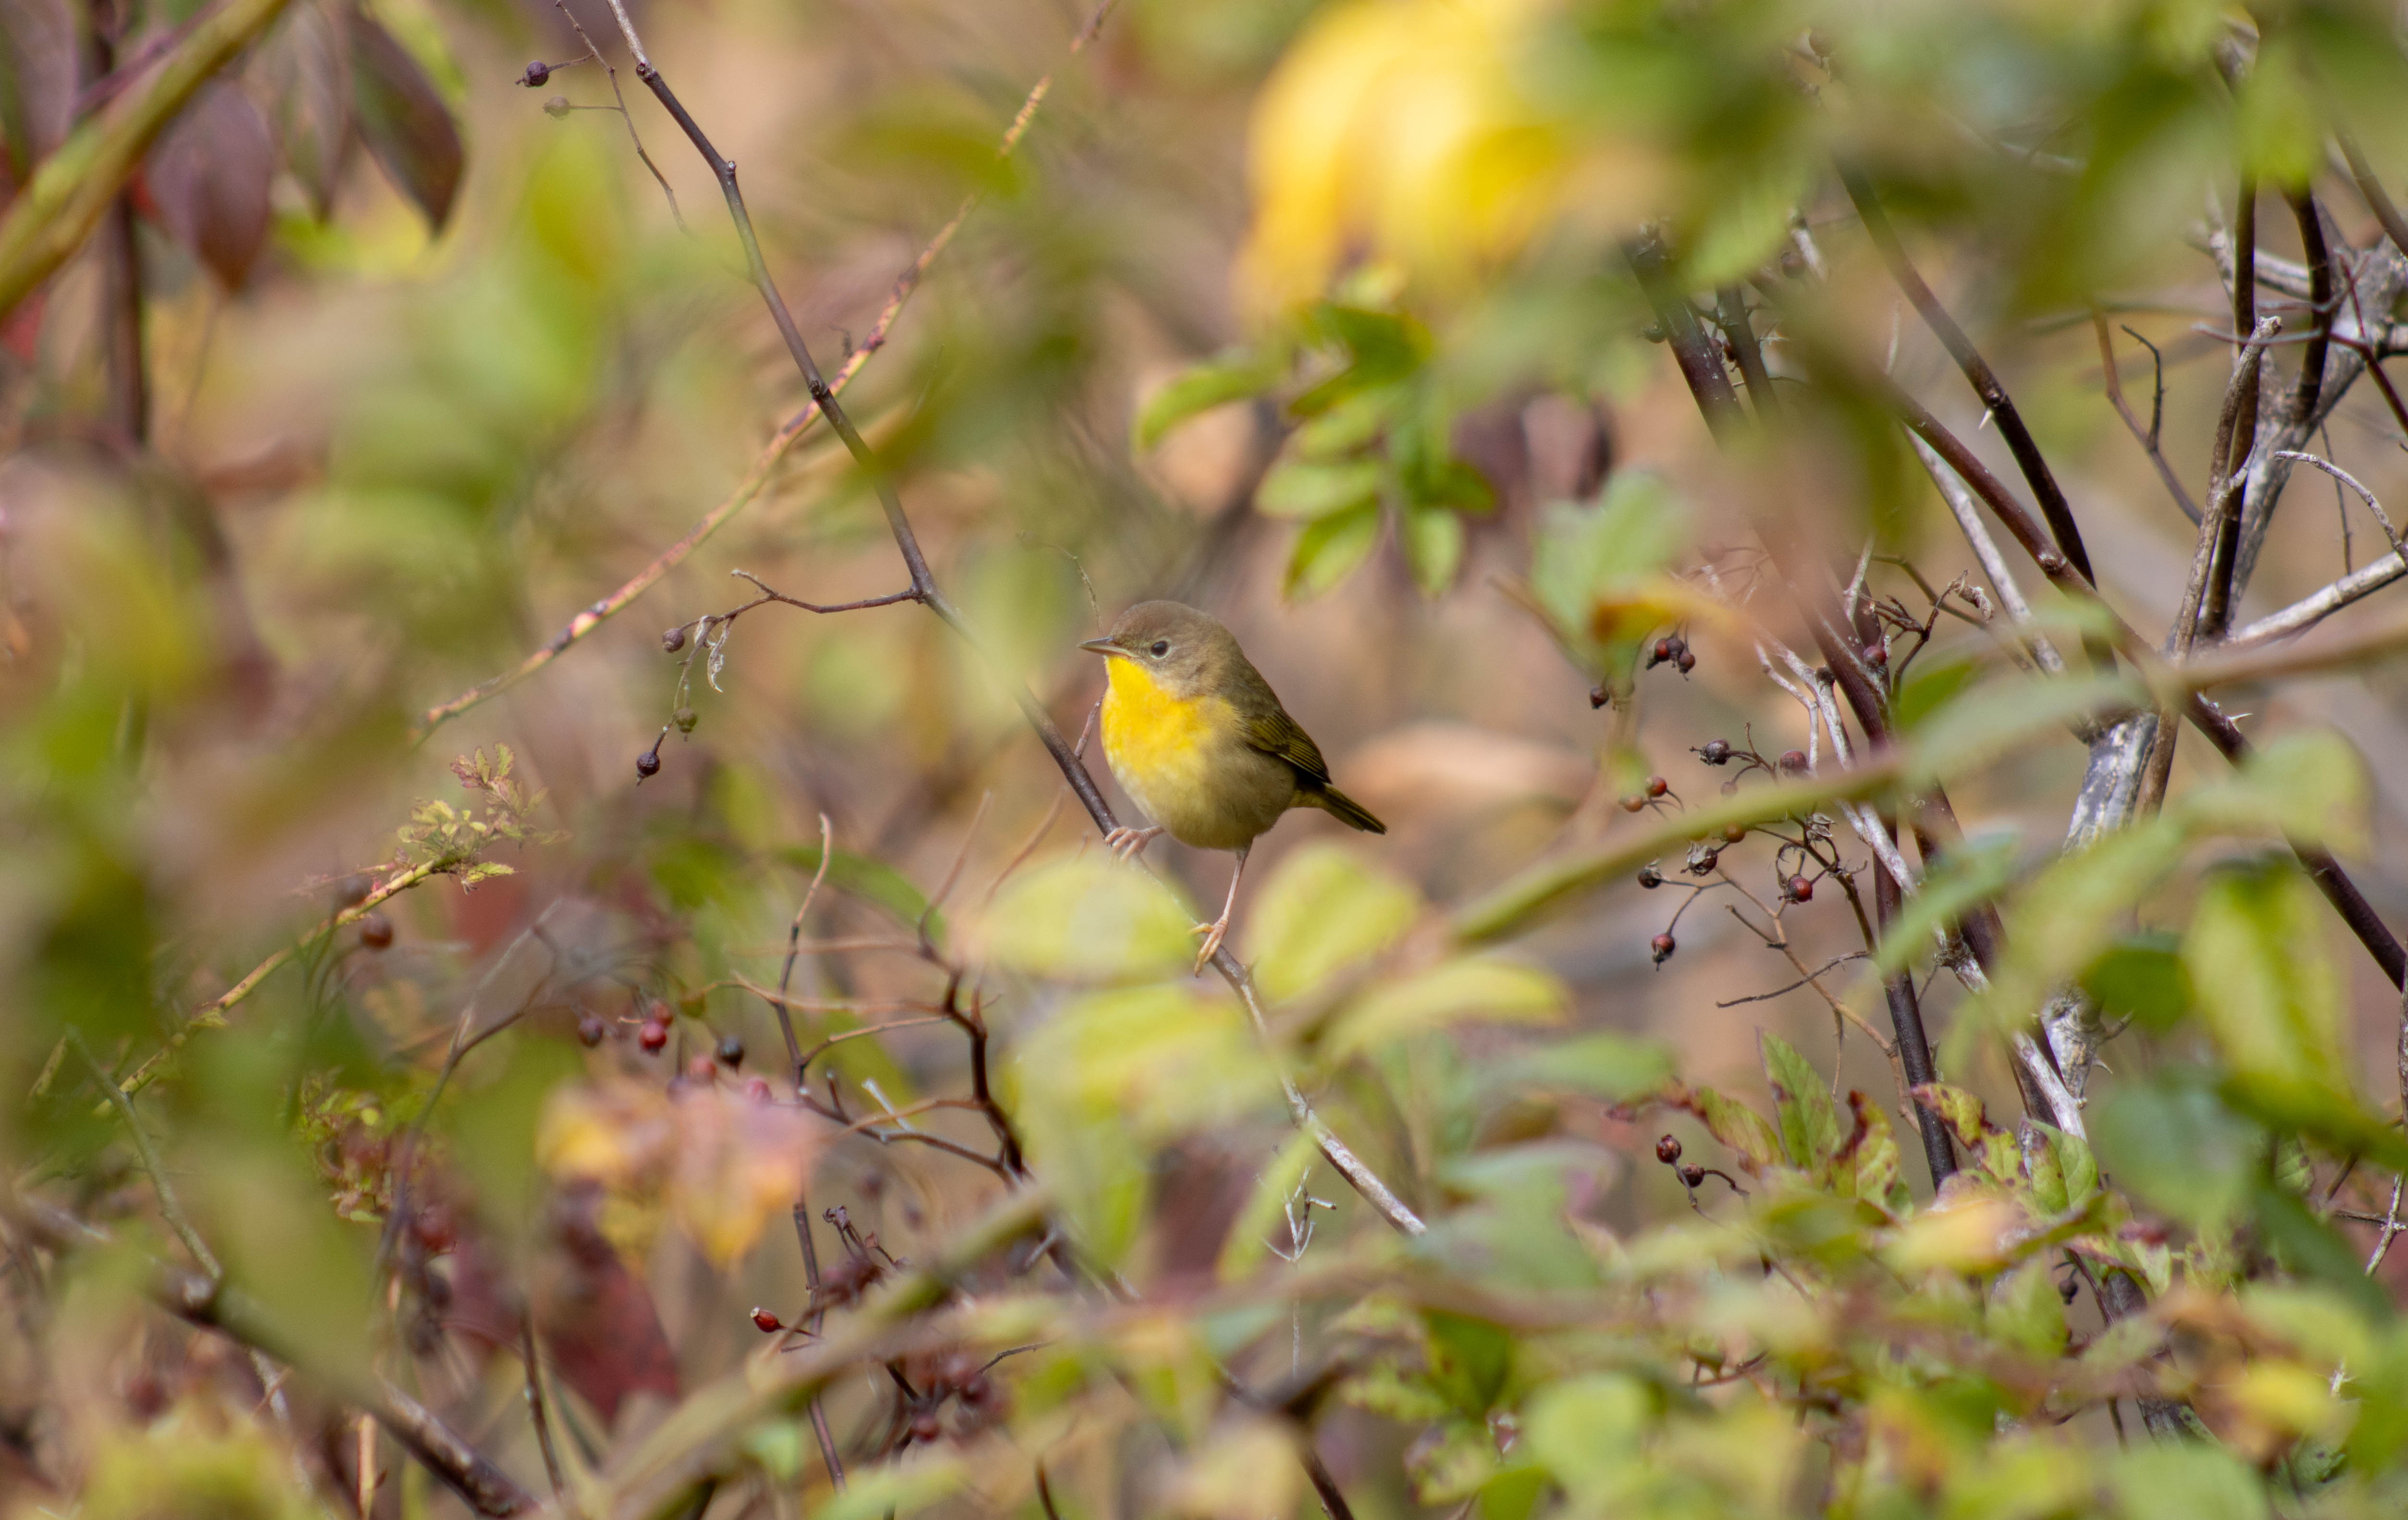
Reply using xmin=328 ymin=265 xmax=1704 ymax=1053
xmin=1149 ymin=639 xmax=1170 ymax=657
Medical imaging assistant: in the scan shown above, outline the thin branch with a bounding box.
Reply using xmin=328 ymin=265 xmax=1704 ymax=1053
xmin=415 ymin=5 xmax=1114 ymax=737
xmin=520 ymin=1317 xmax=568 ymax=1506
xmin=771 ymin=815 xmax=839 ymax=1085
xmin=10 ymin=1199 xmax=535 ymax=1516
xmin=1840 ymin=163 xmax=2095 ymax=584
xmin=69 ymin=1030 xmax=220 ymax=1279
xmin=2338 ymin=130 xmax=2408 ymax=266
xmin=544 ymin=0 xmax=682 ymax=228
xmin=2227 ymin=553 xmax=2408 ymax=645
xmin=2273 ymin=451 xmax=2407 ymax=561
xmin=2091 ymin=312 xmax=2200 ymax=524
xmin=1715 ymin=954 xmax=1871 ymax=1008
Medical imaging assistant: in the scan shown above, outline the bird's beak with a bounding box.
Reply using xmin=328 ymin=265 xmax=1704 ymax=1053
xmin=1078 ymin=637 xmax=1120 ymax=657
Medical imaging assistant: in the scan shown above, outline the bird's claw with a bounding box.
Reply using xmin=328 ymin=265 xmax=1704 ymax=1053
xmin=1191 ymin=915 xmax=1231 ymax=973
xmin=1105 ymin=826 xmax=1161 ymax=862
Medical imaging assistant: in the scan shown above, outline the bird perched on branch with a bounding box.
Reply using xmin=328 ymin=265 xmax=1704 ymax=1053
xmin=1080 ymin=601 xmax=1385 ymax=970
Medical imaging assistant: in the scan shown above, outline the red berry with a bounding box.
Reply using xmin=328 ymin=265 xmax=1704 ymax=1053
xmin=1787 ymin=875 xmax=1813 ymax=902
xmin=1636 ymin=865 xmax=1663 ymax=889
xmin=744 ymin=1077 xmax=772 ymax=1103
xmin=576 ymin=1015 xmax=606 ymax=1047
xmin=1645 ymin=775 xmax=1668 ymax=798
xmin=1699 ymin=740 xmax=1732 ymax=765
xmin=1620 ymin=796 xmax=1645 ymax=813
xmin=412 ymin=1203 xmax=455 ymax=1252
xmin=1723 ymin=823 xmax=1745 ymax=844
xmin=1676 ymin=650 xmax=1695 ymax=673
xmin=751 ymin=1307 xmax=783 ymax=1333
xmin=1653 ymin=638 xmax=1675 ymax=662
xmin=636 ymin=748 xmax=662 ymax=779
xmin=638 ymin=1020 xmax=669 ymax=1054
xmin=1864 ymin=641 xmax=1888 ymax=668
xmin=1778 ymin=749 xmax=1808 ymax=773
xmin=359 ymin=912 xmax=394 ymax=950
xmin=1655 ymin=1135 xmax=1682 ymax=1164
xmin=1650 ymin=933 xmax=1676 ymax=964
xmin=716 ymin=1034 xmax=745 ymax=1067
xmin=686 ymin=1055 xmax=716 ymax=1083
xmin=1679 ymin=1164 xmax=1705 ymax=1187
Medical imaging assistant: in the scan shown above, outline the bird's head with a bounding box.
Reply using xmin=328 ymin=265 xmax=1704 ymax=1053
xmin=1078 ymin=601 xmax=1236 ymax=699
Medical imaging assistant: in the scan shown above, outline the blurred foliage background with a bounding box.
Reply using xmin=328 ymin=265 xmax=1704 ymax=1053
xmin=12 ymin=0 xmax=2408 ymax=1514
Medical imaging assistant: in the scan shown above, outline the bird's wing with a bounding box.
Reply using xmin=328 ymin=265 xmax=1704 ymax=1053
xmin=1239 ymin=701 xmax=1332 ymax=785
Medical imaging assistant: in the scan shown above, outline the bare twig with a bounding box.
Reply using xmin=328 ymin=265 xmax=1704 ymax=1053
xmin=543 ymin=0 xmax=683 ymax=227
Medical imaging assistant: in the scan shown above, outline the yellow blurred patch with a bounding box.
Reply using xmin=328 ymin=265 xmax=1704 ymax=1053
xmin=539 ymin=1078 xmax=820 ymax=1267
xmin=1238 ymin=0 xmax=1662 ymax=312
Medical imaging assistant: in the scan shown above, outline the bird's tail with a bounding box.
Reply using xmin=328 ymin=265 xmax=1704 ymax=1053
xmin=1301 ymin=783 xmax=1386 ymax=834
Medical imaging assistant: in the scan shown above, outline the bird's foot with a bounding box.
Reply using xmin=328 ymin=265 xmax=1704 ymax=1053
xmin=1191 ymin=913 xmax=1232 ymax=974
xmin=1105 ymin=826 xmax=1163 ymax=862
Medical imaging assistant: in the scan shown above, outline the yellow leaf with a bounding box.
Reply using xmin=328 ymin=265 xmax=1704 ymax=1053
xmin=1242 ymin=842 xmax=1420 ymax=1002
xmin=969 ymin=853 xmax=1196 ymax=981
xmin=1323 ymin=956 xmax=1564 ymax=1059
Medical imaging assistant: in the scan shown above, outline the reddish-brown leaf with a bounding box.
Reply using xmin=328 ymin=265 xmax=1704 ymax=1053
xmin=266 ymin=0 xmax=352 ymax=220
xmin=538 ymin=1183 xmax=680 ymax=1425
xmin=347 ymin=4 xmax=459 ymax=230
xmin=146 ymin=81 xmax=273 ymax=289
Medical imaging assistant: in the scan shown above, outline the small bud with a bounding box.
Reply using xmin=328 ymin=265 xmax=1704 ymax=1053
xmin=686 ymin=1054 xmax=716 ymax=1083
xmin=1863 ymin=641 xmax=1888 ymax=669
xmin=909 ymin=1411 xmax=943 ymax=1445
xmin=2037 ymin=549 xmax=2066 ymax=573
xmin=1641 ymin=321 xmax=1667 ymax=343
xmin=744 ymin=1076 xmax=772 ymax=1103
xmin=1676 ymin=649 xmax=1695 ymax=673
xmin=576 ymin=1014 xmax=607 ymax=1048
xmin=663 ymin=625 xmax=688 ymax=652
xmin=1679 ymin=1164 xmax=1705 ymax=1187
xmin=543 ymin=94 xmax=572 ymax=119
xmin=1778 ymin=749 xmax=1808 ymax=774
xmin=1588 ymin=685 xmax=1611 ymax=710
xmin=751 ymin=1307 xmax=783 ymax=1333
xmin=1620 ymin=795 xmax=1645 ymax=813
xmin=2058 ymin=1275 xmax=2080 ymax=1304
xmin=638 ymin=1019 xmax=669 ymax=1054
xmin=1650 ymin=932 xmax=1676 ymax=964
xmin=674 ymin=707 xmax=699 ymax=734
xmin=636 ymin=747 xmax=662 ymax=779
xmin=716 ymin=1034 xmax=745 ymax=1067
xmin=1699 ymin=739 xmax=1732 ymax=765
xmin=1786 ymin=874 xmax=1813 ymax=903
xmin=1655 ymin=1135 xmax=1682 ymax=1164
xmin=1636 ymin=864 xmax=1663 ymax=889
xmin=1645 ymin=774 xmax=1668 ymax=798
xmin=520 ymin=60 xmax=551 ymax=87
xmin=359 ymin=912 xmax=394 ymax=950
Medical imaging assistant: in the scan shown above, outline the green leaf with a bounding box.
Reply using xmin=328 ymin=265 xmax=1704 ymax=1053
xmin=2080 ymin=934 xmax=2190 ymax=1034
xmin=1322 ymin=956 xmax=1564 ymax=1059
xmin=971 ymin=854 xmax=1195 ymax=981
xmin=1686 ymin=1086 xmax=1782 ymax=1173
xmin=1289 ymin=385 xmax=1396 ymax=458
xmin=2184 ymin=860 xmax=2359 ymax=1128
xmin=1134 ymin=348 xmax=1283 ymax=450
xmin=1759 ymin=1032 xmax=1840 ymax=1175
xmin=1284 ymin=501 xmax=1381 ymax=600
xmin=2109 ymin=1443 xmax=2270 ymax=1520
xmin=1527 ymin=472 xmax=1687 ymax=668
xmin=1402 ymin=504 xmax=1466 ymax=597
xmin=1423 ymin=1311 xmax=1513 ymax=1417
xmin=2023 ymin=1122 xmax=2067 ymax=1214
xmin=1488 ymin=1031 xmax=1675 ymax=1104
xmin=1258 ymin=457 xmax=1383 ymax=520
xmin=2089 ymin=1068 xmax=2264 ymax=1231
xmin=1242 ymin=843 xmax=1420 ymax=1003
xmin=1987 ymin=1260 xmax=2068 ymax=1357
xmin=772 ymin=842 xmax=939 ymax=935
xmin=1523 ymin=1373 xmax=1652 ymax=1496
xmin=2183 ymin=729 xmax=2369 ymax=847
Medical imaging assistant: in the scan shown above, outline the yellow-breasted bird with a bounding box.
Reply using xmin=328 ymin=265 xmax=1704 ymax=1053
xmin=1080 ymin=601 xmax=1385 ymax=969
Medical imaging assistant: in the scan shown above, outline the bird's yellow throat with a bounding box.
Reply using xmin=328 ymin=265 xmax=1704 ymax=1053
xmin=1100 ymin=654 xmax=1220 ymax=788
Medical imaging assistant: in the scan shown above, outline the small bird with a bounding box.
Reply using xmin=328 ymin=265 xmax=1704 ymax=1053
xmin=1080 ymin=601 xmax=1385 ymax=969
